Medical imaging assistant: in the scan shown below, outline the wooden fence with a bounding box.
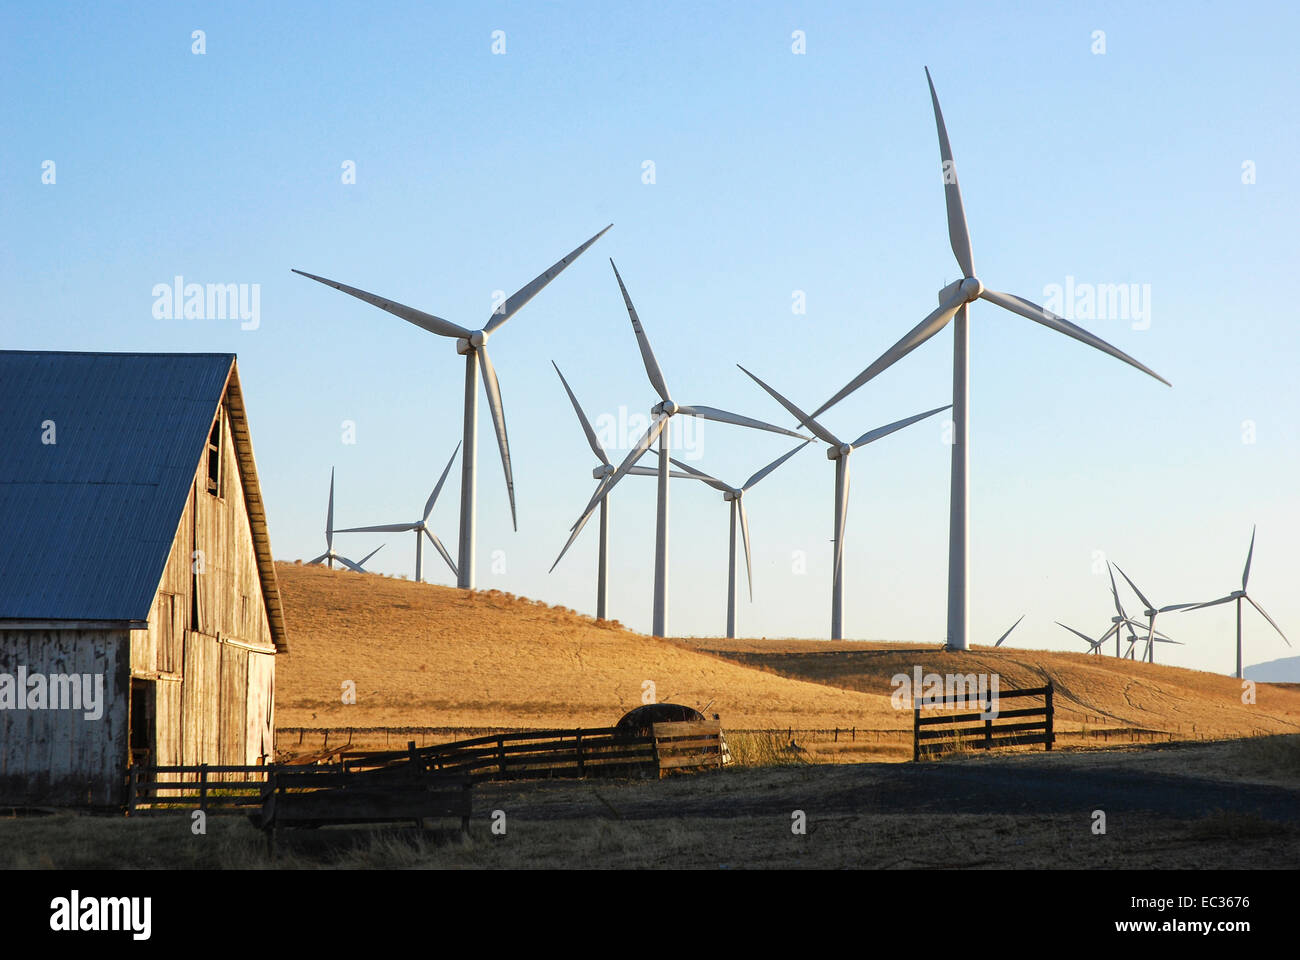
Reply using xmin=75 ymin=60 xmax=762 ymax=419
xmin=913 ymin=682 xmax=1055 ymax=761
xmin=127 ymin=721 xmax=726 ymax=811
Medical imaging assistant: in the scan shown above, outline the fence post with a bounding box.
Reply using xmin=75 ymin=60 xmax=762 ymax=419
xmin=576 ymin=732 xmax=585 ymax=777
xmin=912 ymin=702 xmax=920 ymax=762
xmin=984 ymin=689 xmax=993 ymax=750
xmin=1045 ymin=682 xmax=1055 ymax=751
xmin=497 ymin=736 xmax=506 ymax=776
xmin=198 ymin=763 xmax=208 ymax=811
xmin=127 ymin=765 xmax=139 ymax=816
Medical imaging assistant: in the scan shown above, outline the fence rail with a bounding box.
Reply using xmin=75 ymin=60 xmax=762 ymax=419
xmin=913 ymin=682 xmax=1055 ymax=761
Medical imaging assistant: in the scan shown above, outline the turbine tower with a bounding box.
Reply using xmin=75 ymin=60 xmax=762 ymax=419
xmin=563 ymin=260 xmax=808 ymax=637
xmin=1184 ymin=526 xmax=1291 ymax=679
xmin=668 ymin=441 xmax=812 ymax=638
xmin=809 ymin=68 xmax=1170 ymax=651
xmin=335 ymin=444 xmax=460 ymax=584
xmin=550 ymin=362 xmax=700 ymax=620
xmin=294 ymin=224 xmax=611 ymax=589
xmin=307 ymin=468 xmax=385 ymax=572
xmin=739 ymin=365 xmax=949 ymax=641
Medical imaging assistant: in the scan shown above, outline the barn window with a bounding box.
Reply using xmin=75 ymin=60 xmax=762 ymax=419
xmin=206 ymin=416 xmax=222 ymax=497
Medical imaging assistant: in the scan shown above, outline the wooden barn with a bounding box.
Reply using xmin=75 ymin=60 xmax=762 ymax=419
xmin=0 ymin=351 xmax=287 ymax=806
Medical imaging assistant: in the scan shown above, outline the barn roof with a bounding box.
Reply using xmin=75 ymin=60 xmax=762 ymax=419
xmin=0 ymin=351 xmax=287 ymax=652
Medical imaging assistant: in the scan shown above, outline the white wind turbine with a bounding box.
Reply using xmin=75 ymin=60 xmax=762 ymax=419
xmin=1112 ymin=564 xmax=1196 ymax=663
xmin=1183 ymin=526 xmax=1291 ymax=679
xmin=550 ymin=362 xmax=700 ymax=620
xmin=1103 ymin=563 xmax=1174 ymax=658
xmin=668 ymin=441 xmax=812 ymax=639
xmin=335 ymin=444 xmax=460 ymax=584
xmin=738 ymin=365 xmax=950 ymax=641
xmin=306 ymin=468 xmax=385 ymax=572
xmin=294 ymin=225 xmax=611 ymax=589
xmin=808 ymin=67 xmax=1170 ymax=651
xmin=563 ymin=260 xmax=809 ymax=637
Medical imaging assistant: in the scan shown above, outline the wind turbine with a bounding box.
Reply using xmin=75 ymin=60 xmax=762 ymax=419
xmin=335 ymin=444 xmax=460 ymax=584
xmin=563 ymin=260 xmax=809 ymax=637
xmin=667 ymin=441 xmax=812 ymax=638
xmin=807 ymin=67 xmax=1170 ymax=651
xmin=306 ymin=468 xmax=385 ymax=572
xmin=294 ymin=224 xmax=611 ymax=590
xmin=993 ymin=614 xmax=1024 ymax=647
xmin=1055 ymin=621 xmax=1110 ymax=655
xmin=1101 ymin=563 xmax=1174 ymax=658
xmin=550 ymin=362 xmax=700 ymax=620
xmin=1112 ymin=565 xmax=1196 ymax=663
xmin=1183 ymin=526 xmax=1291 ymax=679
xmin=738 ymin=365 xmax=950 ymax=641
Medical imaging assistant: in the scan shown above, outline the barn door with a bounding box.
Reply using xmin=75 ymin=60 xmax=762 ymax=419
xmin=129 ymin=678 xmax=157 ymax=768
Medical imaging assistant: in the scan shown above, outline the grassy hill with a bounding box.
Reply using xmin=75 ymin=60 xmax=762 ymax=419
xmin=274 ymin=562 xmax=1300 ymax=747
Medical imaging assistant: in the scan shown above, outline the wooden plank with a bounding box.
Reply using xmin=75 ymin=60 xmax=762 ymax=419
xmin=916 ymin=706 xmax=1047 ymax=725
xmin=658 ymin=753 xmax=723 ymax=770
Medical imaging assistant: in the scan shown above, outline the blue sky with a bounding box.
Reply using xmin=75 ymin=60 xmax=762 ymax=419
xmin=3 ymin=2 xmax=1297 ymax=674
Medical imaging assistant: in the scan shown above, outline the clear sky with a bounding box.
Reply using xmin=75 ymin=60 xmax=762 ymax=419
xmin=3 ymin=1 xmax=1296 ymax=675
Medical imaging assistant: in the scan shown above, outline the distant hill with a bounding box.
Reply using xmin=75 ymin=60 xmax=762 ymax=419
xmin=274 ymin=562 xmax=1300 ymax=740
xmin=1245 ymin=656 xmax=1300 ymax=683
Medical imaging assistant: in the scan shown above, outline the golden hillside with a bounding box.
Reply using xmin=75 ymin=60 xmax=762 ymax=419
xmin=274 ymin=562 xmax=1300 ymax=740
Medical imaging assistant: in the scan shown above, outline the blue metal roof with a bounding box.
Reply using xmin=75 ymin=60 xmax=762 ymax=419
xmin=0 ymin=351 xmax=234 ymax=622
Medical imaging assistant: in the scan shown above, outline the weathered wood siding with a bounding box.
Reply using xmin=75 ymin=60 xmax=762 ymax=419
xmin=131 ymin=399 xmax=277 ymax=776
xmin=0 ymin=628 xmax=131 ymax=806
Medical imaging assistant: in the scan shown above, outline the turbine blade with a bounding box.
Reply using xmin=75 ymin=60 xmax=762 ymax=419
xmin=326 ymin=467 xmax=335 ymax=549
xmin=1247 ymin=596 xmax=1291 ymax=647
xmin=1107 ymin=563 xmax=1126 ymax=618
xmin=424 ymin=441 xmax=462 ymax=521
xmin=485 ymin=225 xmax=612 ymax=334
xmin=810 ymin=293 xmax=964 ymax=418
xmin=979 ymin=288 xmax=1171 ymax=387
xmin=357 ymin=544 xmax=384 ymax=567
xmin=1187 ymin=594 xmax=1236 ymax=611
xmin=573 ymin=416 xmax=669 ymax=526
xmin=742 ymin=440 xmax=813 ymax=491
xmin=610 ymin=260 xmax=671 ymax=403
xmin=834 ymin=456 xmax=851 ymax=585
xmin=851 ymin=403 xmax=952 ymax=449
xmin=306 ymin=553 xmax=330 ymax=566
xmin=676 ymin=404 xmax=809 ymax=440
xmin=735 ymin=366 xmax=840 ymax=445
xmin=1112 ymin=564 xmax=1154 ymax=613
xmin=553 ymin=362 xmax=609 ymax=465
xmin=335 ymin=522 xmax=418 ymax=534
xmin=924 ymin=66 xmax=975 ymax=278
xmin=478 ymin=346 xmax=517 ymax=531
xmin=424 ymin=528 xmax=458 ymax=578
xmin=551 ymin=481 xmax=607 ymax=572
xmin=993 ymin=614 xmax=1025 ymax=647
xmin=666 ymin=456 xmax=730 ymax=493
xmin=291 ymin=269 xmax=470 ymax=339
xmin=1055 ymin=621 xmax=1098 ymax=647
xmin=1243 ymin=525 xmax=1256 ymax=591
xmin=335 ymin=555 xmax=364 ymax=573
xmin=738 ymin=498 xmax=753 ymax=602
xmin=1159 ymin=601 xmax=1202 ymax=613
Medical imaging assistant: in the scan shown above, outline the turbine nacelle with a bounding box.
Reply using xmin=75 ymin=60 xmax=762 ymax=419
xmin=652 ymin=400 xmax=680 ymax=417
xmin=960 ymin=277 xmax=984 ymax=302
xmin=592 ymin=463 xmax=615 ymax=480
xmin=722 ymin=489 xmax=742 ymax=502
xmin=826 ymin=442 xmax=853 ymax=460
xmin=455 ymin=329 xmax=490 ymax=354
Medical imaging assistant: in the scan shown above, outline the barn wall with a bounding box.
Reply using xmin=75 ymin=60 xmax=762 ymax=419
xmin=130 ymin=396 xmax=276 ymax=775
xmin=0 ymin=628 xmax=131 ymax=806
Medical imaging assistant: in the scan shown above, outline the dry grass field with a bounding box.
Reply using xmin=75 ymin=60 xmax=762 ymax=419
xmin=274 ymin=562 xmax=1300 ymax=754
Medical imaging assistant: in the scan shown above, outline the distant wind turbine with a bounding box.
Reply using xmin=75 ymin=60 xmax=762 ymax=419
xmin=1112 ymin=564 xmax=1196 ymax=663
xmin=668 ymin=441 xmax=812 ymax=638
xmin=335 ymin=445 xmax=460 ymax=584
xmin=550 ymin=362 xmax=699 ymax=620
xmin=739 ymin=365 xmax=949 ymax=641
xmin=993 ymin=615 xmax=1025 ymax=647
xmin=808 ymin=67 xmax=1170 ymax=651
xmin=307 ymin=468 xmax=385 ymax=572
xmin=294 ymin=224 xmax=611 ymax=589
xmin=563 ymin=260 xmax=809 ymax=637
xmin=1183 ymin=526 xmax=1291 ymax=679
